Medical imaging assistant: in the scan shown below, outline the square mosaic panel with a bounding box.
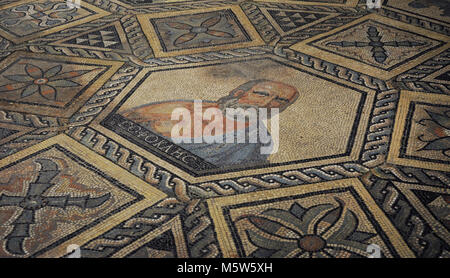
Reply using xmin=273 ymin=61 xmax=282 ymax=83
xmin=389 ymin=90 xmax=450 ymax=172
xmin=51 ymin=21 xmax=132 ymax=54
xmin=0 ymin=0 xmax=110 ymax=43
xmin=384 ymin=0 xmax=450 ymax=24
xmin=290 ymin=14 xmax=450 ymax=80
xmin=137 ymin=6 xmax=264 ymax=57
xmin=260 ymin=8 xmax=339 ymax=36
xmin=0 ymin=51 xmax=123 ymax=118
xmin=0 ymin=135 xmax=166 ymax=257
xmin=207 ymin=179 xmax=415 ymax=258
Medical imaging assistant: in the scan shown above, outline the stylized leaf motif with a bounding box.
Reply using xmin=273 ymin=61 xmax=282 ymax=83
xmin=297 ymin=204 xmax=335 ymax=234
xmin=259 ymin=209 xmax=306 ymax=236
xmin=174 ymin=32 xmax=197 ymax=46
xmin=247 ymin=214 xmax=301 ymax=239
xmin=201 ymin=16 xmax=221 ymax=28
xmin=314 ymin=204 xmax=343 ymax=235
xmin=0 ymin=83 xmax=27 ymax=92
xmin=422 ymin=137 xmax=450 ymax=150
xmin=20 ymin=84 xmax=39 ymax=98
xmin=4 ymin=75 xmax=33 ymax=82
xmin=323 ymin=208 xmax=358 ymax=240
xmin=289 ymin=202 xmax=307 ymax=219
xmin=243 ymin=200 xmax=376 ymax=258
xmin=38 ymin=85 xmax=56 ymax=100
xmin=25 ymin=64 xmax=43 ymax=79
xmin=44 ymin=65 xmax=63 ymax=78
xmin=246 ymin=229 xmax=297 ymax=253
xmin=49 ymin=69 xmax=92 ymax=81
xmin=166 ymin=22 xmax=192 ymax=30
xmin=425 ymin=109 xmax=450 ymax=130
xmin=47 ymin=79 xmax=79 ymax=87
xmin=206 ymin=30 xmax=233 ymax=38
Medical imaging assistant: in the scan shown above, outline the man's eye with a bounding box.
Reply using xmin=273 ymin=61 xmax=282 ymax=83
xmin=275 ymin=97 xmax=289 ymax=103
xmin=253 ymin=91 xmax=269 ymax=96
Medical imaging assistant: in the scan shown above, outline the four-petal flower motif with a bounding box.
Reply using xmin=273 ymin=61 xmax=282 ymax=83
xmin=166 ymin=14 xmax=234 ymax=47
xmin=241 ymin=199 xmax=377 ymax=258
xmin=418 ymin=109 xmax=450 ymax=158
xmin=1 ymin=2 xmax=78 ymax=29
xmin=0 ymin=63 xmax=91 ymax=101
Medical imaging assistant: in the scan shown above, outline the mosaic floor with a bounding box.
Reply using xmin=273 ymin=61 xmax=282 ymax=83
xmin=0 ymin=0 xmax=448 ymax=258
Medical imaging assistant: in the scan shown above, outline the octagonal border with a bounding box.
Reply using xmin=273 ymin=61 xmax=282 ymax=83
xmin=89 ymin=54 xmax=376 ymax=183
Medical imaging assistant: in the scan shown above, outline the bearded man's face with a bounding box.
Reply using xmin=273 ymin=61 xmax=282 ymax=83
xmin=218 ymin=81 xmax=299 ymax=117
